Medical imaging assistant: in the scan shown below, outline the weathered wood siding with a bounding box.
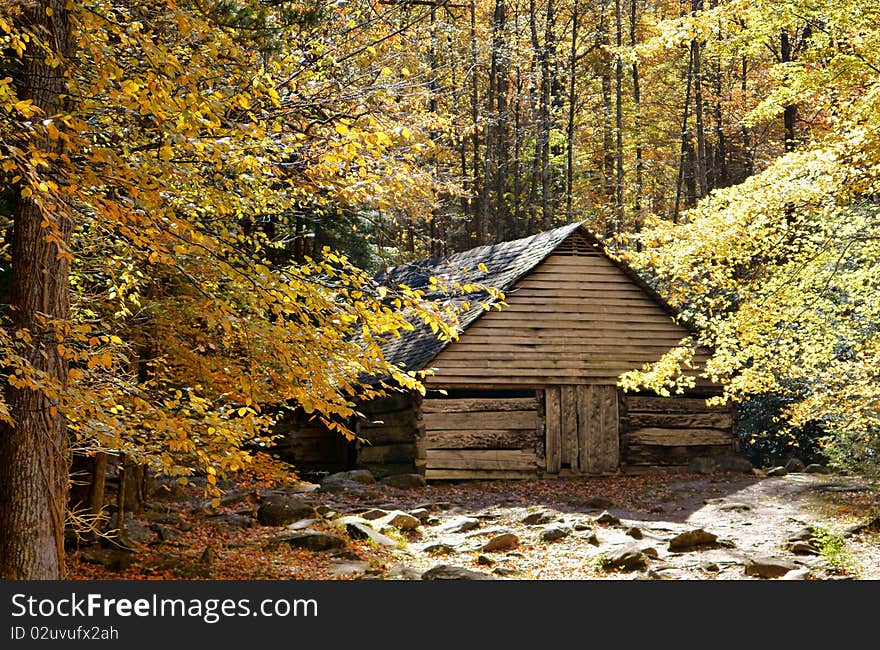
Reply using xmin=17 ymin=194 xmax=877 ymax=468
xmin=355 ymin=393 xmax=419 ymax=477
xmin=426 ymin=235 xmax=713 ymax=388
xmin=545 ymin=385 xmax=619 ymax=475
xmin=273 ymin=409 xmax=350 ymax=473
xmin=620 ymin=394 xmax=737 ymax=467
xmin=422 ymin=395 xmax=541 ymax=479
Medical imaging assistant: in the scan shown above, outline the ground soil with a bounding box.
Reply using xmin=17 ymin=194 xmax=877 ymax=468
xmin=67 ymin=471 xmax=880 ymax=580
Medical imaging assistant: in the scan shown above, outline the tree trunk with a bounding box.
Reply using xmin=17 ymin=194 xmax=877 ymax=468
xmin=691 ymin=0 xmax=707 ymax=197
xmin=673 ymin=42 xmax=695 ymax=222
xmin=630 ymin=0 xmax=643 ymax=227
xmin=565 ymin=0 xmax=580 ymax=220
xmin=614 ymin=0 xmax=624 ymax=233
xmin=88 ymin=452 xmax=108 ymax=516
xmin=0 ymin=0 xmax=73 ymax=580
xmin=780 ymin=29 xmax=796 ymax=151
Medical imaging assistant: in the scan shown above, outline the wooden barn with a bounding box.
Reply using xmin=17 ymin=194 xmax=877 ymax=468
xmin=276 ymin=222 xmax=737 ymax=479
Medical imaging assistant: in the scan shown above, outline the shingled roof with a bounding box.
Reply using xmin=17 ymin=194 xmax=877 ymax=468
xmin=374 ymin=221 xmax=587 ymax=372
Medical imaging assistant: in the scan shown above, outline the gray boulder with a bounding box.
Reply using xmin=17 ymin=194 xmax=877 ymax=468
xmin=626 ymin=527 xmax=643 ymax=539
xmin=540 ymin=525 xmax=571 ymax=542
xmin=381 ymin=474 xmax=427 ymax=489
xmin=81 ymin=548 xmax=137 ymax=572
xmin=408 ymin=508 xmax=431 ymax=522
xmin=602 ymin=544 xmax=649 ymax=571
xmin=521 ymin=510 xmax=555 ymax=525
xmin=376 ymin=511 xmax=420 ymax=531
xmin=744 ymin=556 xmax=799 ymax=578
xmin=715 ymin=456 xmax=754 ymax=473
xmin=481 ymin=533 xmax=519 ymax=552
xmin=781 ymin=568 xmax=812 ymax=580
xmin=668 ymin=528 xmax=718 ymax=552
xmin=579 ymin=496 xmax=615 ymax=510
xmin=335 ymin=517 xmax=400 ymax=547
xmin=594 ymin=511 xmax=620 ymax=525
xmin=386 ymin=564 xmax=422 ymax=579
xmin=787 ymin=526 xmax=816 ymax=542
xmin=789 ymin=541 xmax=819 ymax=555
xmin=278 ymin=530 xmax=347 ymax=552
xmin=209 ymin=513 xmax=255 ymax=529
xmin=422 ymin=565 xmax=496 ymax=580
xmin=323 ymin=469 xmax=375 ymax=485
xmin=108 ymin=514 xmax=156 ymax=544
xmin=766 ymin=466 xmax=788 ymax=477
xmin=359 ymin=508 xmax=390 ymax=520
xmin=329 ymin=560 xmax=368 ymax=578
xmin=257 ymin=495 xmax=317 ymax=526
xmin=688 ymin=457 xmax=717 ymax=474
xmin=423 ymin=542 xmax=458 ymax=555
xmin=718 ymin=502 xmax=752 ymax=512
xmin=436 ymin=516 xmax=480 ymax=534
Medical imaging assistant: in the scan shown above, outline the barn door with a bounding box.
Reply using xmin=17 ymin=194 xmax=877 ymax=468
xmin=544 ymin=385 xmax=619 ymax=474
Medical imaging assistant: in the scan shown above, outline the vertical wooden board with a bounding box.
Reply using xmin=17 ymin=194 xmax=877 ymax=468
xmin=601 ymin=386 xmax=620 ymax=472
xmin=545 ymin=387 xmax=561 ymax=473
xmin=589 ymin=385 xmax=604 ymax=474
xmin=576 ymin=385 xmax=591 ymax=473
xmin=560 ymin=386 xmax=578 ymax=469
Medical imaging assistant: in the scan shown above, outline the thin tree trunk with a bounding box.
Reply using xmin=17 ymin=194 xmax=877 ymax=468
xmin=470 ymin=0 xmax=483 ymax=243
xmin=0 ymin=0 xmax=73 ymax=580
xmin=566 ymin=0 xmax=580 ymax=220
xmin=692 ymin=0 xmax=707 ymax=197
xmin=614 ymin=0 xmax=624 ymax=233
xmin=740 ymin=55 xmax=754 ymax=177
xmin=781 ymin=29 xmax=796 ymax=151
xmin=88 ymin=452 xmax=108 ymax=515
xmin=673 ymin=42 xmax=695 ymax=222
xmin=630 ymin=0 xmax=643 ymax=227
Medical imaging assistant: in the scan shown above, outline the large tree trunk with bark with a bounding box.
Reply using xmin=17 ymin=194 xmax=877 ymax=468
xmin=0 ymin=0 xmax=73 ymax=579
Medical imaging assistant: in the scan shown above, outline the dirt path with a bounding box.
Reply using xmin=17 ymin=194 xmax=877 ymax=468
xmin=68 ymin=471 xmax=880 ymax=580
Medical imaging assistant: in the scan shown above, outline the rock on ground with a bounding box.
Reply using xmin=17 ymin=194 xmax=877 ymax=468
xmin=277 ymin=530 xmax=347 ymax=552
xmin=257 ymin=495 xmax=317 ymax=526
xmin=744 ymin=556 xmax=799 ymax=578
xmin=766 ymin=466 xmax=788 ymax=477
xmin=784 ymin=458 xmax=806 ymax=473
xmin=602 ymin=544 xmax=648 ymax=571
xmin=541 ymin=525 xmax=571 ymax=542
xmin=668 ymin=528 xmax=718 ymax=552
xmin=381 ymin=474 xmax=427 ymax=489
xmin=522 ymin=510 xmax=555 ymax=525
xmin=715 ymin=456 xmax=754 ymax=473
xmin=335 ymin=517 xmax=401 ymax=548
xmin=376 ymin=511 xmax=421 ymax=531
xmin=436 ymin=516 xmax=480 ymax=534
xmin=594 ymin=511 xmax=620 ymax=525
xmin=481 ymin=533 xmax=519 ymax=552
xmin=422 ymin=565 xmax=496 ymax=580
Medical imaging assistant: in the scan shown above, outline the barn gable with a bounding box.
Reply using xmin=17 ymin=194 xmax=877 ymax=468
xmin=424 ymin=226 xmax=713 ymax=388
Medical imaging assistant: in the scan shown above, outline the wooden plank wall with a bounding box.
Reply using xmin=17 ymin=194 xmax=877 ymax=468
xmin=355 ymin=393 xmax=418 ymax=477
xmin=273 ymin=410 xmax=350 ymax=474
xmin=426 ymin=234 xmax=714 ymax=389
xmin=545 ymin=385 xmax=619 ymax=475
xmin=620 ymin=395 xmax=737 ymax=467
xmin=422 ymin=396 xmax=541 ymax=479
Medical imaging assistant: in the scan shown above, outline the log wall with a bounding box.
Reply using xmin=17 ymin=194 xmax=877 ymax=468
xmin=620 ymin=394 xmax=737 ymax=468
xmin=422 ymin=395 xmax=541 ymax=479
xmin=355 ymin=393 xmax=419 ymax=477
xmin=272 ymin=409 xmax=351 ymax=474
